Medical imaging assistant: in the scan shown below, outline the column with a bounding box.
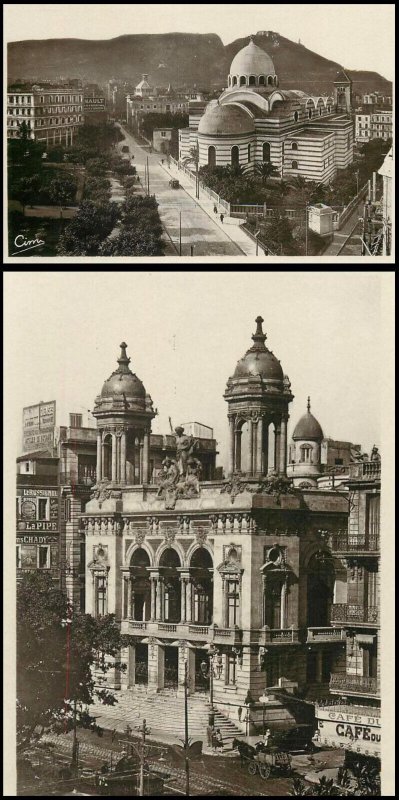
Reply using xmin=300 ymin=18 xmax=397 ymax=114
xmin=180 ymin=576 xmax=187 ymax=623
xmin=127 ymin=576 xmax=132 ymax=619
xmin=150 ymin=576 xmax=156 ymax=622
xmin=262 ymin=574 xmax=267 ymax=627
xmin=316 ymin=650 xmax=323 ymax=684
xmin=247 ymin=420 xmax=254 ymax=476
xmin=148 ymin=644 xmax=165 ymax=692
xmin=96 ymin=431 xmax=102 ymax=481
xmin=128 ymin=645 xmax=135 ymax=688
xmin=120 ymin=431 xmax=127 ymax=485
xmin=115 ymin=435 xmax=120 ymax=483
xmin=274 ymin=423 xmax=281 ymax=473
xmin=263 ymin=419 xmax=269 ymax=474
xmin=280 ymin=578 xmax=287 ymax=629
xmin=139 ymin=440 xmax=144 ymax=484
xmin=111 ymin=433 xmax=117 ymax=483
xmin=256 ymin=418 xmax=263 ymax=475
xmin=143 ymin=432 xmax=150 ymax=484
xmin=186 ymin=579 xmax=193 ymax=623
xmin=279 ymin=416 xmax=288 ymax=475
xmin=235 ymin=429 xmax=242 ymax=472
xmin=228 ymin=416 xmax=235 ymax=475
xmin=155 ymin=577 xmax=162 ymax=621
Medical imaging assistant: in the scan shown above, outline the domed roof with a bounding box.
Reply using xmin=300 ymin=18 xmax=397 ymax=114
xmin=230 ymin=38 xmax=276 ymax=77
xmin=100 ymin=342 xmax=146 ymax=402
xmin=233 ymin=316 xmax=284 ymax=382
xmin=292 ymin=398 xmax=324 ymax=441
xmin=198 ymin=102 xmax=255 ymax=136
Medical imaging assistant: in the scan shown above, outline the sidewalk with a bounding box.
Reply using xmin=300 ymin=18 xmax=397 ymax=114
xmin=161 ymin=161 xmax=263 ymax=258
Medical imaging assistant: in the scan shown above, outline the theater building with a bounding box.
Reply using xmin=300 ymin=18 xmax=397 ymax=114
xmin=179 ymin=37 xmax=354 ymax=184
xmin=82 ymin=319 xmax=361 ymax=730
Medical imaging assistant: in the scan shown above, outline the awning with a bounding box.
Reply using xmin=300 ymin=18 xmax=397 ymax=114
xmin=356 ymin=634 xmax=375 ymax=645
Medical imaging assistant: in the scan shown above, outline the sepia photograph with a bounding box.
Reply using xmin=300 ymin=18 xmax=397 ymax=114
xmin=3 ymin=3 xmax=395 ymax=262
xmin=4 ymin=270 xmax=394 ymax=796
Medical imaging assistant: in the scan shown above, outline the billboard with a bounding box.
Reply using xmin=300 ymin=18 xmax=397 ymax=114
xmin=17 ymin=487 xmax=59 ymax=535
xmin=22 ymin=401 xmax=56 ymax=453
xmin=83 ymin=96 xmax=106 ymax=112
xmin=316 ymin=708 xmax=381 ymax=758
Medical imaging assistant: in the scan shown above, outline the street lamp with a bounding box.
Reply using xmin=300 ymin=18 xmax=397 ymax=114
xmin=134 ymin=718 xmax=151 ymax=797
xmin=200 ymin=644 xmax=221 ymax=724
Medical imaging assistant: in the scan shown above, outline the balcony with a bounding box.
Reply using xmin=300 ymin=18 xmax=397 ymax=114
xmin=122 ymin=620 xmax=211 ymax=642
xmin=257 ymin=626 xmax=301 ymax=646
xmin=213 ymin=626 xmax=242 ymax=645
xmin=59 ymin=471 xmax=96 ymax=487
xmin=331 ymin=604 xmax=379 ymax=626
xmin=331 ymin=533 xmax=380 ymax=555
xmin=307 ymin=626 xmax=347 ymax=643
xmin=347 ymin=461 xmax=381 ymax=481
xmin=330 ymin=673 xmax=379 ymax=696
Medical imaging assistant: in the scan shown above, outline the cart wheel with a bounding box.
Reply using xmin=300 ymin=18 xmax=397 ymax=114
xmin=247 ymin=762 xmax=258 ymax=776
xmin=259 ymin=764 xmax=271 ymax=780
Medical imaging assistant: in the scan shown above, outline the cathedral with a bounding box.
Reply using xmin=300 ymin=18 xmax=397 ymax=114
xmin=82 ymin=317 xmax=360 ymax=733
xmin=179 ymin=37 xmax=354 ymax=184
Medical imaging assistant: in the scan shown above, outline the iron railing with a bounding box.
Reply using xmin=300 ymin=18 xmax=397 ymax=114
xmin=331 ymin=604 xmax=379 ymax=624
xmin=330 ymin=673 xmax=379 ymax=695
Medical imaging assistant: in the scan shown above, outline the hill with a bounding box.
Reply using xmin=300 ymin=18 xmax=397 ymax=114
xmin=8 ymin=31 xmax=391 ymax=97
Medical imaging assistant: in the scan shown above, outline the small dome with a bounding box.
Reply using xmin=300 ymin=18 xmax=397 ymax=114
xmin=198 ymin=103 xmax=255 ymax=136
xmin=100 ymin=342 xmax=146 ymax=404
xmin=292 ymin=398 xmax=324 ymax=441
xmin=230 ymin=38 xmax=276 ymax=78
xmin=232 ymin=316 xmax=284 ymax=382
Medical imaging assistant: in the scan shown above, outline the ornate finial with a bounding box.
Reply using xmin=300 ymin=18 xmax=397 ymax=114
xmin=307 ymin=396 xmax=311 ymax=412
xmin=117 ymin=342 xmax=131 ymax=372
xmin=251 ymin=315 xmax=267 ymax=348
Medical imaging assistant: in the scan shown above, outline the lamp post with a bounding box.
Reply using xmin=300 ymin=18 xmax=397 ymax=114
xmin=135 ymin=718 xmax=151 ymax=797
xmin=183 ymin=660 xmax=190 ymax=797
xmin=200 ymin=644 xmax=221 ymax=725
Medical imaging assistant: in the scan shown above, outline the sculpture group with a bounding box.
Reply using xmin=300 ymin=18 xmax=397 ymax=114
xmin=157 ymin=426 xmax=202 ymax=509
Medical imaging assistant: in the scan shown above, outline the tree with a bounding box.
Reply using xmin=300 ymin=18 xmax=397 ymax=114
xmin=182 ymin=144 xmax=200 ymax=199
xmin=100 ymin=229 xmax=164 ymax=256
xmin=48 ymin=177 xmax=77 ymax=215
xmin=255 ymin=160 xmax=279 ymax=186
xmin=17 ymin=572 xmax=127 ymax=754
xmin=58 ymin=200 xmax=120 ymax=255
xmin=16 ymin=174 xmax=41 ymax=212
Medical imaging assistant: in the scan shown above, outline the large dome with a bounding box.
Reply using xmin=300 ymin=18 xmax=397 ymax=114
xmin=99 ymin=342 xmax=146 ymax=405
xmin=292 ymin=399 xmax=324 ymax=441
xmin=230 ymin=38 xmax=276 ymax=78
xmin=198 ymin=102 xmax=255 ymax=136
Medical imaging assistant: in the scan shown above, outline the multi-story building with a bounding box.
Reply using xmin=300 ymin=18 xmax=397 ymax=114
xmin=16 ymin=450 xmax=60 ymax=584
xmin=179 ymin=39 xmax=354 ymax=184
xmin=82 ymin=322 xmax=357 ymax=733
xmin=7 ymin=84 xmax=84 ymax=145
xmin=355 ymin=106 xmax=392 ymax=143
xmin=315 ymin=458 xmax=381 ymax=763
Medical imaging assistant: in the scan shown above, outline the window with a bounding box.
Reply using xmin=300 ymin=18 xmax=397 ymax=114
xmin=38 ymin=545 xmax=50 ymax=569
xmin=80 ymin=542 xmax=86 ymax=572
xmin=300 ymin=444 xmax=312 ymax=463
xmin=259 ymin=75 xmax=265 ymax=86
xmin=16 ymin=546 xmax=21 ymax=569
xmin=233 ymin=76 xmax=237 ymax=86
xmin=248 ymin=143 xmax=251 ymax=162
xmin=291 ymin=160 xmax=298 ymax=169
xmin=334 ymin=458 xmax=344 ymax=465
xmin=161 ymin=131 xmax=166 ymax=137
xmin=319 ymin=107 xmax=322 ymax=116
xmin=292 ymin=142 xmax=298 ymax=151
xmin=293 ymin=111 xmax=299 ymax=122
xmin=263 ymin=142 xmax=270 ymax=161
xmin=249 ymin=75 xmax=256 ymax=86
xmin=64 ymin=498 xmax=71 ymax=522
xmin=308 ymin=108 xmax=312 ymax=119
xmin=227 ymin=579 xmax=240 ymax=627
xmin=226 ymin=653 xmax=237 ymax=685
xmin=38 ymin=498 xmax=48 ymax=520
xmin=267 ymin=75 xmax=273 ymax=86
xmin=208 ymin=145 xmax=216 ymax=167
xmin=96 ymin=575 xmax=107 ymax=616
xmin=231 ymin=145 xmax=239 ymax=167
xmin=240 ymin=76 xmax=246 ymax=86
xmin=25 ymin=462 xmax=30 ymax=472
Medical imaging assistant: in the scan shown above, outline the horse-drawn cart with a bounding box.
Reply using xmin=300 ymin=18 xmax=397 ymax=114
xmin=233 ymin=738 xmax=292 ymax=780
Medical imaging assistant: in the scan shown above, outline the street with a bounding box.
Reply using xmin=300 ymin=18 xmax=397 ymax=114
xmin=115 ymin=126 xmax=244 ymax=257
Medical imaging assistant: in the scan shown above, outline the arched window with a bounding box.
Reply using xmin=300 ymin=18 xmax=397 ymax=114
xmin=319 ymin=107 xmax=322 ymax=116
xmin=308 ymin=108 xmax=312 ymax=119
xmin=262 ymin=142 xmax=270 ymax=161
xmin=292 ymin=142 xmax=298 ymax=151
xmin=231 ymin=145 xmax=239 ymax=167
xmin=208 ymin=145 xmax=216 ymax=167
xmin=300 ymin=444 xmax=312 ymax=463
xmin=267 ymin=75 xmax=273 ymax=86
xmin=259 ymin=75 xmax=265 ymax=86
xmin=274 ymin=76 xmax=278 ymax=86
xmin=291 ymin=160 xmax=298 ymax=169
xmin=293 ymin=111 xmax=299 ymax=122
xmin=248 ymin=143 xmax=251 ymax=162
xmin=327 ymin=105 xmax=331 ymax=113
xmin=240 ymin=76 xmax=246 ymax=86
xmin=249 ymin=75 xmax=256 ymax=86
xmin=233 ymin=76 xmax=237 ymax=86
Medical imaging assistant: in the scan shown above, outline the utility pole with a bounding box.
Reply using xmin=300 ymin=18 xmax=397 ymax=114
xmin=183 ymin=661 xmax=190 ymax=797
xmin=136 ymin=718 xmax=151 ymax=797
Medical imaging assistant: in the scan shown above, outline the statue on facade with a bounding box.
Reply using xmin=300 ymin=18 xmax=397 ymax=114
xmin=178 ymin=456 xmax=202 ymax=496
xmin=251 ymin=471 xmax=300 ymax=505
xmin=157 ymin=457 xmax=180 ymax=507
xmin=174 ymin=426 xmax=198 ymax=475
xmin=91 ymin=478 xmax=122 ymax=507
xmin=370 ymin=445 xmax=381 ymax=462
xmin=157 ymin=454 xmax=202 ymax=509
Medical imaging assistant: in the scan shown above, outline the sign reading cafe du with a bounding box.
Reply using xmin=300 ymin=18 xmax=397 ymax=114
xmin=316 ymin=709 xmax=381 ymax=758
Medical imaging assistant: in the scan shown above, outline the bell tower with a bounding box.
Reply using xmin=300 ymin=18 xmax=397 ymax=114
xmin=334 ymin=69 xmax=352 ymax=114
xmin=224 ymin=317 xmax=294 ymax=478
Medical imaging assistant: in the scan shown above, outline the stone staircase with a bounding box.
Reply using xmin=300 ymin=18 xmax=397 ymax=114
xmin=90 ymin=688 xmax=244 ymax=752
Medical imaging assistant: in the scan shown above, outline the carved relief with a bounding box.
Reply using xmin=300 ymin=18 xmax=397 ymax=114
xmin=91 ymin=478 xmax=122 ymax=508
xmin=134 ymin=529 xmax=146 ymax=546
xmin=195 ymin=527 xmax=208 ymax=546
xmin=250 ymin=472 xmax=300 ymax=506
xmin=157 ymin=456 xmax=201 ymax=509
xmin=220 ymin=473 xmax=250 ymax=504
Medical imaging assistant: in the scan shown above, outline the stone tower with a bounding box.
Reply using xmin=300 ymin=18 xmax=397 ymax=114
xmin=92 ymin=342 xmax=156 ymax=486
xmin=334 ymin=69 xmax=352 ymax=113
xmin=224 ymin=316 xmax=294 ymax=477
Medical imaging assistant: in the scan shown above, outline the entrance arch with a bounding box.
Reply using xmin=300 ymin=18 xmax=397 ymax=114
xmin=159 ymin=548 xmax=182 ymax=622
xmin=189 ymin=548 xmax=213 ymax=624
xmin=129 ymin=547 xmax=151 ymax=621
xmin=306 ymin=552 xmax=334 ymax=627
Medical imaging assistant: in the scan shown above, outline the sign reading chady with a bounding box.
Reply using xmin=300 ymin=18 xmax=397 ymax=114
xmin=83 ymin=96 xmax=106 ymax=112
xmin=22 ymin=401 xmax=56 ymax=452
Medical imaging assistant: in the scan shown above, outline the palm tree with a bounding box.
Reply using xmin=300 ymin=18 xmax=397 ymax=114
xmin=288 ymin=176 xmax=327 ymax=206
xmin=255 ymin=161 xmax=279 ymax=186
xmin=182 ymin=143 xmax=200 ymax=199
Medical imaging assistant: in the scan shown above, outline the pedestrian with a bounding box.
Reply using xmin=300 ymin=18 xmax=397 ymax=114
xmin=111 ymin=728 xmax=117 ymax=742
xmin=206 ymin=723 xmax=214 ymax=748
xmin=263 ymin=728 xmax=271 ymax=748
xmin=220 ymin=213 xmax=224 ymax=224
xmin=213 ymin=204 xmax=217 ymax=214
xmin=215 ymin=729 xmax=223 ymax=749
xmin=161 ymin=158 xmax=164 ymax=164
xmin=237 ymin=706 xmax=242 ymax=723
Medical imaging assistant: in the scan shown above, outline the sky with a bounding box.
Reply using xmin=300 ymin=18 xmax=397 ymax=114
xmin=4 ymin=3 xmax=394 ymax=80
xmin=4 ymin=271 xmax=390 ymax=471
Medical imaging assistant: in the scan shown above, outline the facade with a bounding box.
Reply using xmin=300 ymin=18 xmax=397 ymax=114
xmin=315 ymin=458 xmax=381 ymax=761
xmin=16 ymin=451 xmax=60 ymax=584
xmin=81 ymin=320 xmax=362 ymax=732
xmin=126 ymin=80 xmax=190 ymax=134
xmin=152 ymin=127 xmax=179 ymax=157
xmin=355 ymin=106 xmax=392 ymax=143
xmin=179 ymin=38 xmax=354 ymax=183
xmin=7 ymin=85 xmax=84 ymax=144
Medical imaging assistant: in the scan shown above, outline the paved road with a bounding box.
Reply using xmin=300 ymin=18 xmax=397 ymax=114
xmin=116 ymin=126 xmax=244 ymax=257
xmin=324 ymin=195 xmax=366 ymax=256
